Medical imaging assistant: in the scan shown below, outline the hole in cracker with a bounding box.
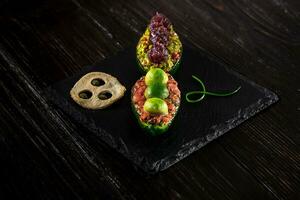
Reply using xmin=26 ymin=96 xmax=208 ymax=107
xmin=79 ymin=90 xmax=92 ymax=99
xmin=98 ymin=91 xmax=112 ymax=100
xmin=91 ymin=78 xmax=105 ymax=86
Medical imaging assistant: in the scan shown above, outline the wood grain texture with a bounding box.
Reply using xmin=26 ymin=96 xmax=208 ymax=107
xmin=0 ymin=0 xmax=299 ymax=199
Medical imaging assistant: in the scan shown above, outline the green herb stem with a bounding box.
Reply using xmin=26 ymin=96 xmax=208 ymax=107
xmin=185 ymin=75 xmax=241 ymax=103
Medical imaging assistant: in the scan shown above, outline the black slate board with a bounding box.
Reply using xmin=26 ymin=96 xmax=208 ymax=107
xmin=47 ymin=45 xmax=278 ymax=173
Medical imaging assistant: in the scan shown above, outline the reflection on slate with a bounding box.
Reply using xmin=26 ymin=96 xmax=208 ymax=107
xmin=47 ymin=45 xmax=278 ymax=173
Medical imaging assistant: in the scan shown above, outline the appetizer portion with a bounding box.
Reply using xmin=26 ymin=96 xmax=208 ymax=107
xmin=136 ymin=12 xmax=182 ymax=74
xmin=70 ymin=72 xmax=126 ymax=109
xmin=131 ymin=68 xmax=181 ymax=135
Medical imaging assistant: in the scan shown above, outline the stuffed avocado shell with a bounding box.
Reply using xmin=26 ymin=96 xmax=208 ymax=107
xmin=136 ymin=13 xmax=182 ymax=74
xmin=131 ymin=68 xmax=181 ymax=136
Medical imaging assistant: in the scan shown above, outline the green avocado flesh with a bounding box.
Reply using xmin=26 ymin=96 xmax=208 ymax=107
xmin=144 ymin=98 xmax=168 ymax=115
xmin=131 ymin=102 xmax=179 ymax=136
xmin=144 ymin=84 xmax=169 ymax=99
xmin=145 ymin=68 xmax=168 ymax=86
xmin=136 ymin=26 xmax=182 ymax=74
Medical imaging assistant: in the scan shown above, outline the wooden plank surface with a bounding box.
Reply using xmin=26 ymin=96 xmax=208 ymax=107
xmin=0 ymin=0 xmax=299 ymax=199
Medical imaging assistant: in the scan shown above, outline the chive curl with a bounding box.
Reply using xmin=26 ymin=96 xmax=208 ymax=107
xmin=185 ymin=75 xmax=241 ymax=103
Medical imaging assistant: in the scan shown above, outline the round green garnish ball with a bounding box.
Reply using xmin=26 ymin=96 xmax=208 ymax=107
xmin=144 ymin=83 xmax=169 ymax=99
xmin=143 ymin=98 xmax=168 ymax=115
xmin=145 ymin=68 xmax=168 ymax=86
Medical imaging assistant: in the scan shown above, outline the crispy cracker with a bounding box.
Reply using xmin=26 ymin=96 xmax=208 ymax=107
xmin=70 ymin=72 xmax=126 ymax=109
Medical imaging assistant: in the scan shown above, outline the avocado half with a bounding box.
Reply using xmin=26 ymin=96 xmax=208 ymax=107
xmin=136 ymin=25 xmax=183 ymax=75
xmin=131 ymin=85 xmax=180 ymax=136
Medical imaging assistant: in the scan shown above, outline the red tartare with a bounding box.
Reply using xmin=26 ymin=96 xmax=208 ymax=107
xmin=132 ymin=74 xmax=180 ymax=125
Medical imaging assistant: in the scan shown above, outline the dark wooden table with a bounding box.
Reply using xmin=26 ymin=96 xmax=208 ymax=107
xmin=1 ymin=0 xmax=300 ymax=199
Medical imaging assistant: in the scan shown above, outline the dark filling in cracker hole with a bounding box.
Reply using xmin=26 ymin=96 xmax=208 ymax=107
xmin=98 ymin=91 xmax=112 ymax=100
xmin=91 ymin=78 xmax=105 ymax=86
xmin=79 ymin=90 xmax=92 ymax=99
